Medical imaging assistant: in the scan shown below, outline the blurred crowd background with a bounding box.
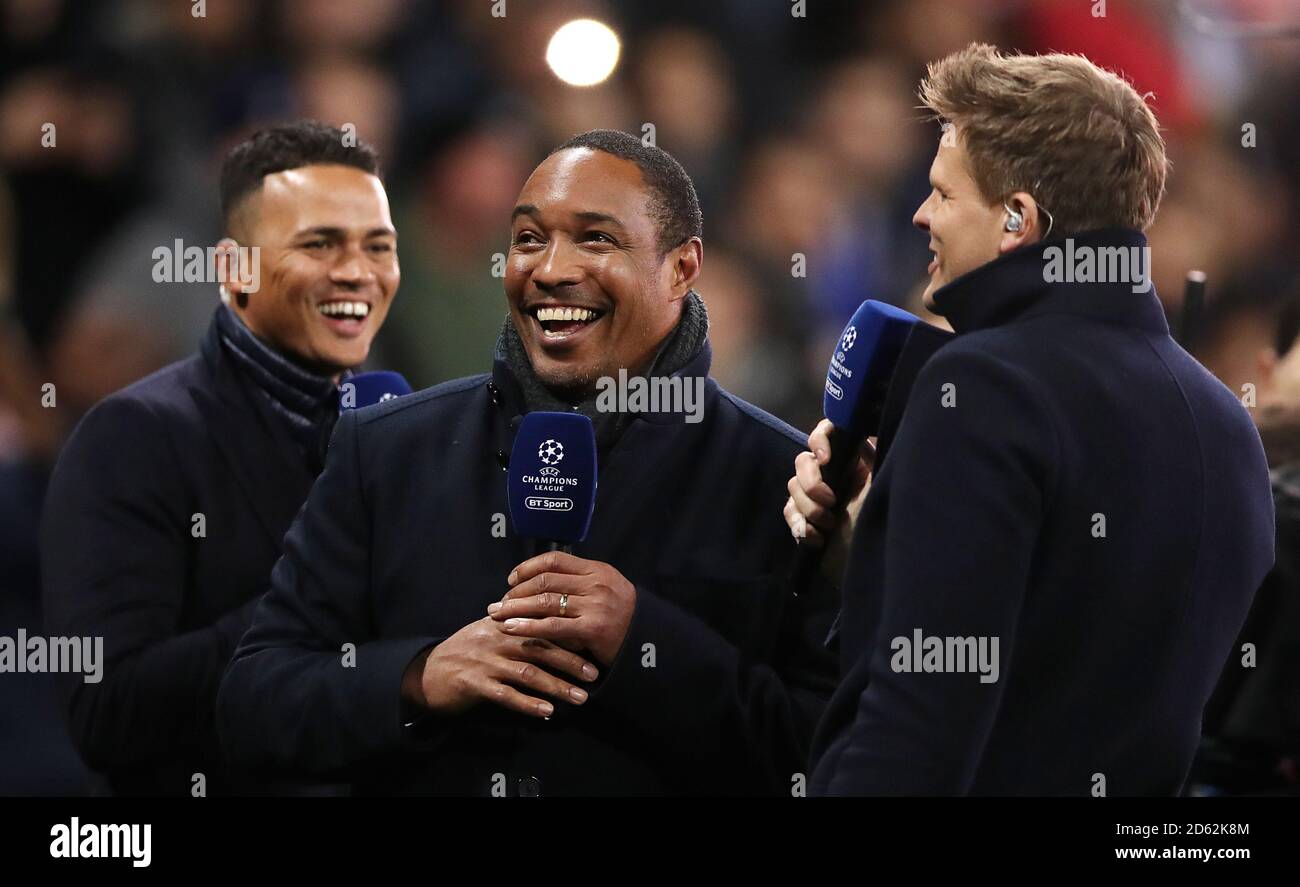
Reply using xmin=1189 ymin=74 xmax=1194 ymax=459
xmin=3 ymin=0 xmax=1300 ymax=794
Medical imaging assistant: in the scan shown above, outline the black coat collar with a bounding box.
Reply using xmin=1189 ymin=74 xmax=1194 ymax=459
xmin=931 ymin=228 xmax=1169 ymax=337
xmin=190 ymin=311 xmax=317 ymax=549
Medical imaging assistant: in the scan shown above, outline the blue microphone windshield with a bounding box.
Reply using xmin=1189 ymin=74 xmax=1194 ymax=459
xmin=340 ymin=371 xmax=413 ymax=411
xmin=507 ymin=412 xmax=598 ymax=545
xmin=823 ymin=300 xmax=920 ymax=437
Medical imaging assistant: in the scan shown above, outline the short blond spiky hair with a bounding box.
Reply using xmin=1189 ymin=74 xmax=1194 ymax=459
xmin=919 ymin=43 xmax=1168 ymax=235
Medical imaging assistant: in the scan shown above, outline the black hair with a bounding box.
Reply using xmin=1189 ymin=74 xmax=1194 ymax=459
xmin=219 ymin=120 xmax=381 ymax=234
xmin=549 ymin=129 xmax=702 ymax=254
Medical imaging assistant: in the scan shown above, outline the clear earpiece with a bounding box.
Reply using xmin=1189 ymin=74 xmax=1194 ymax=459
xmin=1003 ymin=203 xmax=1024 ymax=233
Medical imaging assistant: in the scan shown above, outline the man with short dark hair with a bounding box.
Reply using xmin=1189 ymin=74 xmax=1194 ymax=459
xmin=41 ymin=120 xmax=399 ymax=794
xmin=216 ymin=130 xmax=838 ymax=796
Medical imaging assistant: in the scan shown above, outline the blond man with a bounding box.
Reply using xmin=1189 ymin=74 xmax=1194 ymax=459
xmin=787 ymin=44 xmax=1275 ymax=795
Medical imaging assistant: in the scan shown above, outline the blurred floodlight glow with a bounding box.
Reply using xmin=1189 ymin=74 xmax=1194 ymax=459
xmin=546 ymin=19 xmax=621 ymax=87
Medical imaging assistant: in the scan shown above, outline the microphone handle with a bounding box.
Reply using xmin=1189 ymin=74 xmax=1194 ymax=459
xmin=545 ymin=541 xmax=573 ymax=555
xmin=821 ymin=425 xmax=865 ymax=504
xmin=1179 ymin=270 xmax=1206 ymax=349
xmin=787 ymin=424 xmax=864 ymax=595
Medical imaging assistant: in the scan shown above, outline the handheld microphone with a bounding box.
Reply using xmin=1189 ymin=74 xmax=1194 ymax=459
xmin=339 ymin=371 xmax=413 ymax=411
xmin=507 ymin=412 xmax=598 ymax=554
xmin=789 ymin=300 xmax=920 ymax=593
xmin=819 ymin=300 xmax=921 ymax=499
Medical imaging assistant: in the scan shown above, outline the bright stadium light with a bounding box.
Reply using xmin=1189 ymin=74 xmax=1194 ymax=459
xmin=546 ymin=19 xmax=621 ymax=87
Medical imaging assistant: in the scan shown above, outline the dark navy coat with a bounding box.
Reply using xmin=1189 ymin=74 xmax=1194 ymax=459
xmin=40 ymin=312 xmax=322 ymax=794
xmin=217 ymin=343 xmax=839 ymax=795
xmin=810 ymin=229 xmax=1276 ymax=796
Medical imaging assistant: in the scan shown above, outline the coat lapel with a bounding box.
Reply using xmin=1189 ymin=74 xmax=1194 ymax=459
xmin=189 ymin=319 xmax=317 ymax=552
xmin=873 ymin=321 xmax=955 ymax=471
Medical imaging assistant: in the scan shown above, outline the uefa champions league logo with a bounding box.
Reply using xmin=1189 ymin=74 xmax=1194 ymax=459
xmin=840 ymin=326 xmax=858 ymax=352
xmin=521 ymin=436 xmax=577 ymax=509
xmin=538 ymin=439 xmax=565 ymax=466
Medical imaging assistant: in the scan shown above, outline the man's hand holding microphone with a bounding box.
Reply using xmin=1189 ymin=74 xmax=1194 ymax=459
xmin=785 ymin=420 xmax=875 ymax=583
xmin=782 ymin=300 xmax=940 ymax=591
xmin=401 ymin=411 xmax=632 ymax=721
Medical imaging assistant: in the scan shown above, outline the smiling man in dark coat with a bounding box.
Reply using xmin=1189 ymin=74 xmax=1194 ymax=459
xmin=40 ymin=121 xmax=400 ymax=794
xmin=216 ymin=129 xmax=838 ymax=796
xmin=785 ymin=45 xmax=1275 ymax=795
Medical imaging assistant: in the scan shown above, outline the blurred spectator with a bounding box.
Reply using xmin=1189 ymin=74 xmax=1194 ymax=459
xmin=0 ymin=151 xmax=88 ymax=796
xmin=293 ymin=55 xmax=400 ymax=166
xmin=694 ymin=246 xmax=805 ymax=420
xmin=382 ymin=121 xmax=537 ymax=386
xmin=631 ymin=26 xmax=740 ymax=217
xmin=1194 ymin=295 xmax=1300 ymax=795
xmin=806 ymin=55 xmax=932 ymax=318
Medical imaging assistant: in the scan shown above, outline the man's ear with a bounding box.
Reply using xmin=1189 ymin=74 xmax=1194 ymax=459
xmin=215 ymin=237 xmax=248 ymax=309
xmin=671 ymin=237 xmax=703 ymax=295
xmin=998 ymin=192 xmax=1047 ymax=255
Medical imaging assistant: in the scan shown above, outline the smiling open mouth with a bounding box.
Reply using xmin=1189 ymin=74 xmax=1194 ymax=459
xmin=316 ymin=299 xmax=372 ymax=338
xmin=529 ymin=304 xmax=606 ymax=340
xmin=318 ymin=299 xmax=371 ymax=319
